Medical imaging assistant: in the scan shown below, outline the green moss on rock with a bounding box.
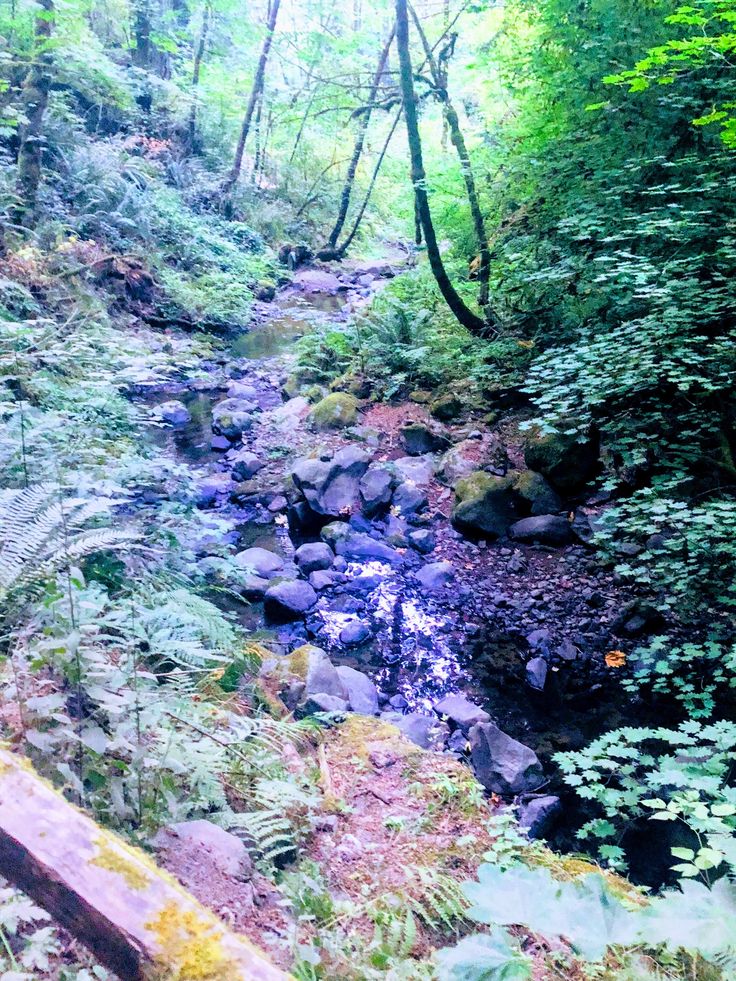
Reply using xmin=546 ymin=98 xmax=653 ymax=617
xmin=308 ymin=392 xmax=360 ymax=430
xmin=524 ymin=425 xmax=598 ymax=493
xmin=452 ymin=471 xmax=521 ymax=538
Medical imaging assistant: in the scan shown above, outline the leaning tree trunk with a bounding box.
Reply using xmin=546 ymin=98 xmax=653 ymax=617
xmin=14 ymin=0 xmax=54 ymax=227
xmin=323 ymin=23 xmax=395 ymax=253
xmin=187 ymin=1 xmax=211 ymax=150
xmin=394 ymin=0 xmax=486 ymax=336
xmin=409 ymin=4 xmax=494 ymax=319
xmin=222 ymin=0 xmax=281 ymax=195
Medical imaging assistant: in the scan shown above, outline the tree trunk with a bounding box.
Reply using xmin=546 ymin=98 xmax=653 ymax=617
xmin=409 ymin=4 xmax=494 ymax=318
xmin=187 ymin=1 xmax=211 ymax=151
xmin=324 ymin=23 xmax=395 ymax=251
xmin=394 ymin=0 xmax=486 ymax=336
xmin=14 ymin=0 xmax=53 ymax=227
xmin=222 ymin=0 xmax=281 ymax=195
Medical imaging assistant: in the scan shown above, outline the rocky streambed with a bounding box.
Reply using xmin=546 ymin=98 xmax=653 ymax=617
xmin=133 ymin=258 xmax=659 ymax=849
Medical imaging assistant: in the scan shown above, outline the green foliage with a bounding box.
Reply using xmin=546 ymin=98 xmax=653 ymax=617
xmin=555 ymin=721 xmax=736 ymax=878
xmin=435 ymin=930 xmax=532 ymax=981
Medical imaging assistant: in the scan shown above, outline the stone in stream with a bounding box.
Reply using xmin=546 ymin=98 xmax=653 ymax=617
xmin=308 ymin=392 xmax=360 ymax=431
xmin=264 ymin=580 xmax=318 ymax=621
xmin=393 ymin=454 xmax=436 ymax=486
xmin=194 ymin=474 xmax=232 ymax=508
xmin=339 ymin=620 xmax=372 ymax=646
xmin=359 ymin=466 xmax=394 ymax=517
xmin=518 ymin=795 xmax=562 ymax=839
xmin=391 ymin=481 xmax=428 ymax=516
xmin=401 ymin=422 xmax=451 ymax=456
xmin=233 ymin=546 xmax=284 ymax=579
xmin=407 ymin=528 xmax=435 ymax=554
xmin=321 ymin=523 xmax=401 ymax=565
xmin=302 ymin=693 xmax=349 ymax=715
xmin=336 ymin=666 xmax=379 ymax=715
xmin=294 ymin=542 xmax=334 ymax=575
xmin=433 ymin=694 xmax=490 ymax=734
xmin=525 ymin=656 xmax=548 ymax=691
xmin=292 ymin=268 xmax=342 ymax=293
xmin=230 ymin=450 xmax=264 ymax=481
xmin=157 ymin=400 xmax=191 ymax=425
xmin=227 ymin=381 xmax=258 ymax=401
xmin=451 ymin=471 xmax=521 ymax=539
xmin=414 ymin=561 xmax=454 ymax=590
xmin=309 ymin=570 xmax=337 ymax=591
xmin=211 ymin=397 xmax=259 ymax=440
xmin=468 ymin=723 xmax=545 ymax=796
xmin=510 ymin=515 xmax=573 ymax=547
xmin=380 ymin=711 xmax=449 ymax=750
xmin=292 ymin=446 xmax=371 ymax=517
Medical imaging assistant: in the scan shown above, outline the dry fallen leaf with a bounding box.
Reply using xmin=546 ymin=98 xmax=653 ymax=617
xmin=605 ymin=649 xmax=626 ymax=668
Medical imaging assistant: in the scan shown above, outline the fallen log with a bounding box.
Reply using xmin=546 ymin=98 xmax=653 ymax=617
xmin=0 ymin=746 xmax=288 ymax=980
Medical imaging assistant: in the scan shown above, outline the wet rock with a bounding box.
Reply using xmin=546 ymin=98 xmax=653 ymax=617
xmin=392 ymin=481 xmax=428 ymax=516
xmin=293 ymin=268 xmax=342 ymax=293
xmin=158 ymin=400 xmax=191 ymax=425
xmin=332 ymin=528 xmax=401 ymax=565
xmin=525 ymin=656 xmax=548 ymax=691
xmin=303 ymin=693 xmax=349 ymax=714
xmin=308 ymin=570 xmax=336 ymax=591
xmin=433 ymin=694 xmax=490 ymax=733
xmin=510 ymin=515 xmax=573 ymax=547
xmin=414 ymin=561 xmax=454 ymax=590
xmin=264 ymin=580 xmax=318 ymax=620
xmin=231 ymin=450 xmax=264 ymax=481
xmin=292 ymin=447 xmax=371 ymax=517
xmin=524 ymin=426 xmax=598 ymax=493
xmin=469 ymin=723 xmax=544 ymax=796
xmin=380 ymin=711 xmax=449 ymax=749
xmin=227 ymin=381 xmax=258 ymax=401
xmin=320 ymin=521 xmax=352 ymax=551
xmin=153 ymin=820 xmax=253 ymax=880
xmin=429 ymin=392 xmax=462 ymax=421
xmin=212 ymin=398 xmax=259 ymax=440
xmin=513 ymin=470 xmax=563 ymax=516
xmin=359 ymin=466 xmax=394 ymax=517
xmin=336 ymin=666 xmax=379 ymax=715
xmin=518 ymin=795 xmax=562 ymax=839
xmin=308 ymin=392 xmax=360 ymax=431
xmin=234 ymin=546 xmax=285 ymax=578
xmin=401 ymin=422 xmax=451 ymax=456
xmin=194 ymin=475 xmax=231 ymax=508
xmin=339 ymin=619 xmax=373 ymax=646
xmin=295 ymin=542 xmax=334 ymax=575
xmin=408 ymin=528 xmax=435 ymax=554
xmin=452 ymin=471 xmax=521 ymax=539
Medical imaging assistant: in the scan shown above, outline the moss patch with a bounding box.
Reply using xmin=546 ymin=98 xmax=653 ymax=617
xmin=307 ymin=392 xmax=359 ymax=430
xmin=147 ymin=903 xmax=237 ymax=980
xmin=92 ymin=836 xmax=152 ymax=891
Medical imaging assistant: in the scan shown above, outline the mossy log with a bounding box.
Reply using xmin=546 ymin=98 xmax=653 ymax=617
xmin=0 ymin=746 xmax=288 ymax=981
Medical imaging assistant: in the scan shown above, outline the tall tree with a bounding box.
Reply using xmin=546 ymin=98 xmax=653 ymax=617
xmin=222 ymin=0 xmax=281 ymax=195
xmin=409 ymin=5 xmax=494 ymax=320
xmin=14 ymin=0 xmax=54 ymax=226
xmin=187 ymin=1 xmax=212 ymax=151
xmin=322 ymin=23 xmax=396 ymax=254
xmin=394 ymin=0 xmax=486 ymax=336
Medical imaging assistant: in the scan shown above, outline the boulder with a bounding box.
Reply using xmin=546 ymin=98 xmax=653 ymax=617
xmin=227 ymin=381 xmax=258 ymax=401
xmin=452 ymin=472 xmax=521 ymax=539
xmin=509 ymin=515 xmax=573 ymax=547
xmin=264 ymin=645 xmax=348 ymax=707
xmin=401 ymin=422 xmax=451 ymax=456
xmin=438 ymin=438 xmax=503 ymax=487
xmin=292 ymin=447 xmax=371 ymax=517
xmin=513 ymin=470 xmax=562 ymax=516
xmin=429 ymin=392 xmax=462 ymax=421
xmin=303 ymin=693 xmax=349 ymax=715
xmin=158 ymin=400 xmax=191 ymax=425
xmin=331 ymin=528 xmax=401 ymax=565
xmin=391 ymin=481 xmax=428 ymax=516
xmin=212 ymin=398 xmax=259 ymax=440
xmin=524 ymin=426 xmax=598 ymax=493
xmin=339 ymin=620 xmax=372 ymax=646
xmin=380 ymin=711 xmax=449 ymax=749
xmin=309 ymin=570 xmax=337 ymax=591
xmin=414 ymin=561 xmax=454 ymax=590
xmin=359 ymin=466 xmax=394 ymax=517
xmin=308 ymin=392 xmax=360 ymax=431
xmin=320 ymin=521 xmax=352 ymax=552
xmin=264 ymin=580 xmax=318 ymax=621
xmin=231 ymin=450 xmax=264 ymax=481
xmin=336 ymin=666 xmax=379 ymax=715
xmin=469 ymin=723 xmax=544 ymax=796
xmin=433 ymin=694 xmax=490 ymax=734
xmin=407 ymin=529 xmax=435 ymax=554
xmin=293 ymin=268 xmax=341 ymax=293
xmin=393 ymin=455 xmax=437 ymax=486
xmin=233 ymin=547 xmax=284 ymax=579
xmin=294 ymin=542 xmax=334 ymax=575
xmin=518 ymin=795 xmax=562 ymax=839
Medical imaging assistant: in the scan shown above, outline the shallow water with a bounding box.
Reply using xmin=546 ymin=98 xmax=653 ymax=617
xmin=232 ymin=292 xmax=345 ymax=360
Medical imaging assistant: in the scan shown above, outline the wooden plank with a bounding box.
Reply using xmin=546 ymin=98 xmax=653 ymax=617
xmin=0 ymin=746 xmax=289 ymax=981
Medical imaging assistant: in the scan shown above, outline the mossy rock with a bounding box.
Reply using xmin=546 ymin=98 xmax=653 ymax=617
xmin=452 ymin=470 xmax=521 ymax=539
xmin=302 ymin=384 xmax=328 ymax=404
xmin=429 ymin=392 xmax=463 ymax=422
xmin=524 ymin=425 xmax=598 ymax=493
xmin=330 ymin=372 xmax=372 ymax=399
xmin=308 ymin=392 xmax=360 ymax=430
xmin=513 ymin=469 xmax=563 ymax=516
